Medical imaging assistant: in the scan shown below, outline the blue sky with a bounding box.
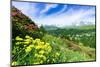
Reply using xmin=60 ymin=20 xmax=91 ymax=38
xmin=12 ymin=1 xmax=96 ymax=27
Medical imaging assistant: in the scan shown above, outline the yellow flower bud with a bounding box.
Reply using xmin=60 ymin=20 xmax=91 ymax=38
xmin=45 ymin=42 xmax=50 ymax=46
xmin=29 ymin=45 xmax=34 ymax=48
xmin=15 ymin=36 xmax=23 ymax=41
xmin=25 ymin=46 xmax=32 ymax=53
xmin=39 ymin=50 xmax=45 ymax=54
xmin=40 ymin=60 xmax=43 ymax=64
xmin=35 ymin=45 xmax=43 ymax=49
xmin=35 ymin=53 xmax=38 ymax=57
xmin=43 ymin=56 xmax=46 ymax=61
xmin=24 ymin=39 xmax=31 ymax=42
xmin=41 ymin=42 xmax=44 ymax=45
xmin=15 ymin=42 xmax=21 ymax=45
xmin=56 ymin=52 xmax=60 ymax=56
xmin=25 ymin=35 xmax=30 ymax=39
xmin=23 ymin=41 xmax=30 ymax=45
xmin=35 ymin=38 xmax=41 ymax=42
xmin=12 ymin=61 xmax=17 ymax=66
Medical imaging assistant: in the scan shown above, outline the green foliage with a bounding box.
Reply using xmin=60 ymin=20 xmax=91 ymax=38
xmin=42 ymin=34 xmax=95 ymax=62
xmin=12 ymin=35 xmax=95 ymax=66
xmin=39 ymin=25 xmax=46 ymax=33
xmin=46 ymin=26 xmax=96 ymax=48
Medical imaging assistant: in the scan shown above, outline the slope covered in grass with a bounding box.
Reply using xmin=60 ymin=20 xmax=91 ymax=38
xmin=42 ymin=34 xmax=95 ymax=61
xmin=46 ymin=26 xmax=96 ymax=48
xmin=11 ymin=6 xmax=96 ymax=66
xmin=12 ymin=34 xmax=95 ymax=66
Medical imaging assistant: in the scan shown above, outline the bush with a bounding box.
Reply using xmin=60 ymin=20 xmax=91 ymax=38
xmin=12 ymin=35 xmax=53 ymax=65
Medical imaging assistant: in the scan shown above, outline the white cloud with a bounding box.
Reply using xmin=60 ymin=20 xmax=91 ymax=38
xmin=34 ymin=7 xmax=95 ymax=27
xmin=45 ymin=5 xmax=68 ymax=17
xmin=12 ymin=1 xmax=95 ymax=27
xmin=12 ymin=1 xmax=37 ymax=18
xmin=55 ymin=5 xmax=67 ymax=15
xmin=40 ymin=4 xmax=58 ymax=14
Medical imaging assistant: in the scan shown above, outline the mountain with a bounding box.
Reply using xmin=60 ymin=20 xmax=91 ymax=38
xmin=43 ymin=25 xmax=59 ymax=30
xmin=12 ymin=6 xmax=39 ymax=38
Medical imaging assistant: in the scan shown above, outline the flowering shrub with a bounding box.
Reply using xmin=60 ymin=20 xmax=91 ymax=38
xmin=12 ymin=35 xmax=95 ymax=66
xmin=12 ymin=35 xmax=53 ymax=65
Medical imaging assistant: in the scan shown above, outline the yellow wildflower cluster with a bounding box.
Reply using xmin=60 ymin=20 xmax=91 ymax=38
xmin=14 ymin=35 xmax=52 ymax=65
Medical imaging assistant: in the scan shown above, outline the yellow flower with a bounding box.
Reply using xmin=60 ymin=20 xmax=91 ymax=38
xmin=25 ymin=35 xmax=30 ymax=39
xmin=15 ymin=42 xmax=21 ymax=45
xmin=43 ymin=56 xmax=46 ymax=61
xmin=38 ymin=55 xmax=43 ymax=57
xmin=15 ymin=36 xmax=23 ymax=41
xmin=37 ymin=55 xmax=47 ymax=61
xmin=30 ymin=37 xmax=33 ymax=40
xmin=40 ymin=60 xmax=43 ymax=64
xmin=32 ymin=40 xmax=36 ymax=44
xmin=44 ymin=44 xmax=48 ymax=49
xmin=45 ymin=43 xmax=50 ymax=46
xmin=35 ymin=53 xmax=38 ymax=57
xmin=56 ymin=52 xmax=60 ymax=56
xmin=35 ymin=38 xmax=41 ymax=42
xmin=40 ymin=42 xmax=44 ymax=45
xmin=23 ymin=41 xmax=30 ymax=45
xmin=45 ymin=45 xmax=52 ymax=52
xmin=23 ymin=39 xmax=31 ymax=44
xmin=29 ymin=45 xmax=34 ymax=48
xmin=12 ymin=61 xmax=17 ymax=65
xmin=39 ymin=50 xmax=45 ymax=54
xmin=24 ymin=39 xmax=31 ymax=42
xmin=25 ymin=46 xmax=32 ymax=53
xmin=37 ymin=42 xmax=41 ymax=45
xmin=35 ymin=45 xmax=43 ymax=49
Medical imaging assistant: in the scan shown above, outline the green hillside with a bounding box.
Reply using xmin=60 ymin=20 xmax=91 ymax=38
xmin=11 ymin=7 xmax=96 ymax=66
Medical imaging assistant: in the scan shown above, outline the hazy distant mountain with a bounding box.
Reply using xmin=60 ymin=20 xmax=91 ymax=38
xmin=43 ymin=25 xmax=59 ymax=30
xmin=72 ymin=21 xmax=95 ymax=26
